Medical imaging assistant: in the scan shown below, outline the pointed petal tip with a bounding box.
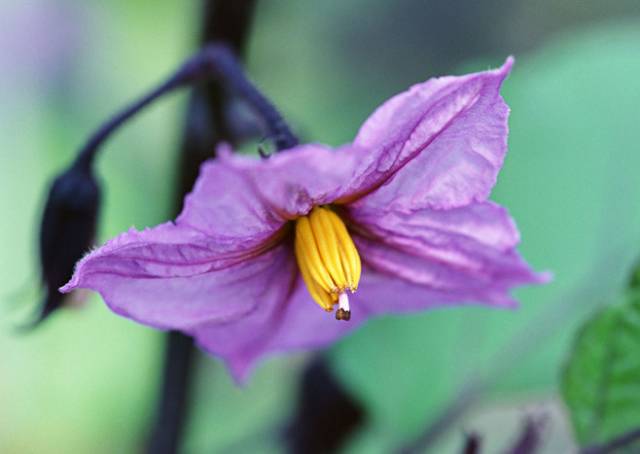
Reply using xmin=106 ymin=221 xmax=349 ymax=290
xmin=495 ymin=269 xmax=551 ymax=309
xmin=59 ymin=280 xmax=75 ymax=294
xmin=59 ymin=269 xmax=82 ymax=293
xmin=226 ymin=356 xmax=259 ymax=387
xmin=494 ymin=55 xmax=515 ymax=80
xmin=504 ymin=55 xmax=515 ymax=71
xmin=192 ymin=336 xmax=257 ymax=386
xmin=500 ymin=298 xmax=519 ymax=310
xmin=58 ymin=250 xmax=98 ymax=294
xmin=229 ymin=367 xmax=252 ymax=387
xmin=535 ymin=270 xmax=554 ymax=284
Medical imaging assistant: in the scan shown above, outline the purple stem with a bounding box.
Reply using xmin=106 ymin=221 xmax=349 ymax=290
xmin=73 ymin=41 xmax=295 ymax=173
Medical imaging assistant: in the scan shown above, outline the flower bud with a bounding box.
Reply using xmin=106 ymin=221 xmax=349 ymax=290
xmin=36 ymin=163 xmax=100 ymax=324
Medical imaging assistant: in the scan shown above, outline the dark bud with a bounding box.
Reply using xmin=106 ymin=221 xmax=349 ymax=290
xmin=284 ymin=356 xmax=365 ymax=454
xmin=36 ymin=163 xmax=100 ymax=325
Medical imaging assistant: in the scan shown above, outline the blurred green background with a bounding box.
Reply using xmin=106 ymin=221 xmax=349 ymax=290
xmin=1 ymin=1 xmax=640 ymax=452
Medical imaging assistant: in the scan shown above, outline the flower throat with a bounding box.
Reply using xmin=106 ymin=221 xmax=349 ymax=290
xmin=294 ymin=206 xmax=361 ymax=321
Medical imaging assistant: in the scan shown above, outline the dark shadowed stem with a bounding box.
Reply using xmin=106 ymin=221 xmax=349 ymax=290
xmin=147 ymin=2 xmax=257 ymax=454
xmin=176 ymin=0 xmax=258 ymax=197
xmin=396 ymin=383 xmax=481 ymax=454
xmin=581 ymin=428 xmax=640 ymax=454
xmin=461 ymin=433 xmax=481 ymax=454
xmin=198 ymin=44 xmax=298 ymax=151
xmin=284 ymin=356 xmax=366 ymax=454
xmin=72 ymin=73 xmax=188 ymax=172
xmin=627 ymin=256 xmax=640 ymax=290
xmin=146 ymin=332 xmax=195 ymax=454
xmin=72 ymin=18 xmax=294 ymax=174
xmin=505 ymin=417 xmax=545 ymax=454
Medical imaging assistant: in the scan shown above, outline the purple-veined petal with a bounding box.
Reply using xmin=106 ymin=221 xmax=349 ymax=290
xmin=177 ymin=157 xmax=286 ymax=241
xmin=55 ymin=56 xmax=549 ymax=384
xmin=347 ymin=57 xmax=514 ymax=211
xmin=193 ymin=274 xmax=365 ymax=383
xmin=62 ymin=221 xmax=293 ymax=331
xmin=216 ymin=144 xmax=365 ymax=219
xmin=61 ymin=156 xmax=292 ymax=330
xmin=212 ymin=58 xmax=513 ymax=218
xmin=350 ymin=267 xmax=515 ymax=315
xmin=347 ymin=200 xmax=548 ymax=312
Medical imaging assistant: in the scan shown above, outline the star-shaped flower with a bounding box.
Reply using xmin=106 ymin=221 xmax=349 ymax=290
xmin=62 ymin=58 xmax=547 ymax=381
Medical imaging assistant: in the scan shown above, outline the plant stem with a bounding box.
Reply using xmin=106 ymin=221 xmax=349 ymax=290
xmin=396 ymin=383 xmax=481 ymax=454
xmin=147 ymin=2 xmax=257 ymax=454
xmin=284 ymin=356 xmax=365 ymax=454
xmin=73 ymin=41 xmax=295 ymax=173
xmin=581 ymin=427 xmax=640 ymax=454
xmin=146 ymin=331 xmax=196 ymax=454
xmin=460 ymin=433 xmax=481 ymax=454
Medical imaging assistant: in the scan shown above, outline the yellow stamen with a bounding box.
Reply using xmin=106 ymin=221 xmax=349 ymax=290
xmin=294 ymin=206 xmax=361 ymax=320
xmin=294 ymin=238 xmax=336 ymax=311
xmin=326 ymin=209 xmax=361 ymax=290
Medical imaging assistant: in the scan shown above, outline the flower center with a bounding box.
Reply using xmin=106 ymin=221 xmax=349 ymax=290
xmin=294 ymin=206 xmax=361 ymax=321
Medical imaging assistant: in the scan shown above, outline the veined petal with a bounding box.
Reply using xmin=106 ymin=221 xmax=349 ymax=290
xmin=213 ymin=59 xmax=513 ymax=218
xmin=55 ymin=57 xmax=547 ymax=385
xmin=177 ymin=156 xmax=286 ymax=241
xmin=62 ymin=223 xmax=293 ymax=330
xmin=350 ymin=268 xmax=518 ymax=315
xmin=348 ymin=201 xmax=548 ymax=311
xmin=193 ymin=274 xmax=364 ymax=383
xmin=61 ymin=156 xmax=291 ymax=329
xmin=216 ymin=144 xmax=364 ymax=219
xmin=348 ymin=57 xmax=514 ymax=211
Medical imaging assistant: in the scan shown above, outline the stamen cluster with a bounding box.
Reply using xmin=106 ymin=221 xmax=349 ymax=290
xmin=294 ymin=206 xmax=361 ymax=318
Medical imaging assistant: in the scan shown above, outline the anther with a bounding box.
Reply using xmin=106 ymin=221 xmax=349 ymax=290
xmin=335 ymin=292 xmax=351 ymax=321
xmin=294 ymin=206 xmax=361 ymax=318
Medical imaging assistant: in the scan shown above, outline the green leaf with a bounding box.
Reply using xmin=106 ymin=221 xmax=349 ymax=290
xmin=562 ymin=291 xmax=640 ymax=446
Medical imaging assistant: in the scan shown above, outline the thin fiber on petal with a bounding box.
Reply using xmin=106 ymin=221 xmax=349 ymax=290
xmin=348 ymin=58 xmax=514 ymax=211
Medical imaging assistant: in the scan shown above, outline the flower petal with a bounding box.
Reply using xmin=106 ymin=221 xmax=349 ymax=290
xmin=216 ymin=144 xmax=364 ymax=219
xmin=213 ymin=57 xmax=512 ymax=218
xmin=349 ymin=57 xmax=514 ymax=211
xmin=62 ymin=220 xmax=294 ymax=331
xmin=61 ymin=155 xmax=293 ymax=329
xmin=351 ymin=267 xmax=514 ymax=314
xmin=193 ymin=275 xmax=365 ymax=382
xmin=349 ymin=200 xmax=547 ymax=312
xmin=177 ymin=156 xmax=285 ymax=242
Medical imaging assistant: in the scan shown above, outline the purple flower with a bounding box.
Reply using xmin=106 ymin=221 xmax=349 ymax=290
xmin=62 ymin=58 xmax=547 ymax=381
